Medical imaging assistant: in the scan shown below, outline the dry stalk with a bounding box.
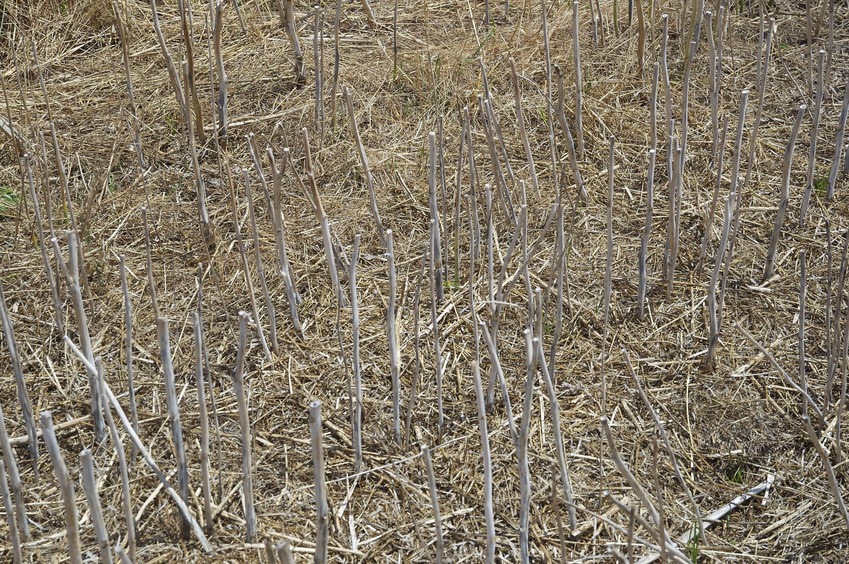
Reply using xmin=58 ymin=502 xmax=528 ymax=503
xmin=95 ymin=359 xmax=135 ymax=561
xmin=0 ymin=69 xmax=23 ymax=158
xmin=602 ymin=137 xmax=614 ymax=409
xmin=740 ymin=19 xmax=774 ymax=197
xmin=64 ymin=338 xmax=212 ymax=552
xmin=541 ymin=0 xmax=559 ymax=202
xmin=480 ymin=322 xmax=517 ymax=446
xmin=828 ymin=232 xmax=849 ymax=407
xmin=480 ymin=97 xmax=514 ymax=224
xmin=0 ymin=278 xmax=37 ymax=476
xmin=805 ymin=0 xmax=814 ymax=92
xmin=661 ymin=15 xmax=673 ymax=176
xmin=548 ymin=203 xmax=567 ymax=376
xmin=485 ymin=183 xmax=495 ymax=363
xmin=706 ymin=10 xmax=718 ymax=157
xmin=825 ymin=223 xmax=835 ymax=409
xmin=304 ymin=129 xmax=345 ymax=305
xmin=0 ymin=402 xmax=28 ymax=542
xmin=507 ymin=192 xmax=528 ymax=330
xmin=428 ymin=132 xmax=444 ymax=301
xmin=827 ymin=77 xmax=849 ymax=200
xmin=247 ymin=136 xmax=274 ymax=246
xmin=278 ymin=0 xmax=306 ymax=86
xmin=551 ymin=467 xmax=568 ymax=563
xmin=41 ymin=411 xmax=83 ymax=564
xmin=178 ymin=0 xmax=206 ymax=145
xmin=802 ymin=415 xmax=849 ymax=533
xmin=719 ymin=90 xmax=751 ymax=318
xmin=115 ymin=547 xmax=131 ymax=564
xmin=118 ymin=256 xmax=139 ymax=463
xmin=764 ymin=104 xmax=806 ymax=282
xmin=276 ymin=541 xmax=295 ymax=564
xmin=213 ymin=1 xmax=228 ymax=139
xmin=429 ymin=221 xmax=445 ymax=436
xmin=264 ymin=539 xmax=277 ymax=564
xmin=472 ymin=360 xmax=495 ymax=563
xmin=572 ymin=1 xmax=585 ymax=158
xmin=350 ymin=234 xmax=363 ymax=470
xmin=420 ymin=445 xmax=444 ymax=564
xmin=266 ymin=148 xmax=303 ymax=334
xmin=112 ymin=1 xmax=145 ymax=168
xmin=196 ymin=265 xmax=223 ymax=498
xmin=344 ymin=85 xmax=387 ymax=246
xmin=824 ymin=0 xmax=835 ymax=83
xmin=666 ymin=138 xmax=681 ymax=292
xmin=309 ymin=401 xmax=329 ymax=564
xmin=800 ymin=250 xmax=808 ymax=418
xmin=80 ymin=449 xmax=112 ymax=564
xmin=510 ymin=59 xmax=539 ymax=196
xmin=405 ymin=249 xmax=426 ymax=446
xmin=392 ymin=0 xmax=399 ymax=79
xmin=227 ymin=166 xmax=272 ymax=360
xmin=244 ymin=168 xmax=279 ymax=356
xmin=589 ymin=0 xmax=600 ymax=45
xmin=453 ymin=111 xmax=466 ymax=282
xmin=386 ymin=229 xmax=401 ymax=444
xmin=706 ymin=196 xmax=733 ymax=367
xmin=535 ymin=336 xmax=577 ymax=531
xmin=0 ymin=458 xmax=22 ymax=564
xmin=554 ymin=66 xmax=586 ymax=202
xmin=23 ymin=155 xmax=64 ymax=336
xmin=55 ymin=231 xmax=104 ymax=443
xmin=698 ymin=115 xmax=729 ymax=272
xmin=801 ymin=50 xmax=825 ymax=226
xmin=638 ymin=149 xmax=656 ymax=319
xmin=650 ymin=440 xmax=669 ymax=564
xmin=193 ymin=312 xmax=213 ymax=531
xmin=359 ymin=0 xmax=377 ymax=28
xmin=329 ymin=0 xmax=342 ymax=128
xmin=150 ymin=0 xmax=187 ymax=125
xmin=36 ymin=133 xmax=55 ymax=239
xmin=649 ymin=60 xmax=658 ymax=154
xmin=157 ymin=318 xmax=191 ymax=540
xmin=233 ymin=312 xmax=257 ymax=541
xmin=517 ymin=330 xmax=535 ymax=563
xmin=635 ymin=0 xmax=645 ymax=74
xmin=477 ymin=57 xmax=514 ymax=182
xmin=465 ymin=107 xmax=482 ymax=261
xmin=437 ymin=116 xmax=450 ymax=284
xmin=313 ymin=7 xmax=324 ymax=140
xmin=142 ymin=209 xmax=161 ymax=320
xmin=182 ymin=61 xmax=209 ymax=225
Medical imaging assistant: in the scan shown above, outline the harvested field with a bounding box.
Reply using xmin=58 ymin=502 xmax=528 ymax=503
xmin=0 ymin=0 xmax=848 ymax=561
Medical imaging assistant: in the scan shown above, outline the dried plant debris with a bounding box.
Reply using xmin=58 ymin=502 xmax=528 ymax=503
xmin=0 ymin=0 xmax=848 ymax=561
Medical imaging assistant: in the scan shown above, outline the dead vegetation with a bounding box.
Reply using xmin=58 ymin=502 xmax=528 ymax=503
xmin=0 ymin=0 xmax=848 ymax=561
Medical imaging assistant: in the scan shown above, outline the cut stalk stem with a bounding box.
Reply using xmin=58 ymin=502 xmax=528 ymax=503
xmin=233 ymin=312 xmax=257 ymax=541
xmin=41 ymin=412 xmax=83 ymax=564
xmin=472 ymin=361 xmax=495 ymax=563
xmin=80 ymin=449 xmax=113 ymax=564
xmin=764 ymin=105 xmax=806 ymax=282
xmin=309 ymin=401 xmax=329 ymax=564
xmin=0 ymin=458 xmax=22 ymax=564
xmin=157 ymin=318 xmax=191 ymax=540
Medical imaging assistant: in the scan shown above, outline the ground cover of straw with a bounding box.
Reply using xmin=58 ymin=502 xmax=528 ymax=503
xmin=1 ymin=0 xmax=848 ymax=561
